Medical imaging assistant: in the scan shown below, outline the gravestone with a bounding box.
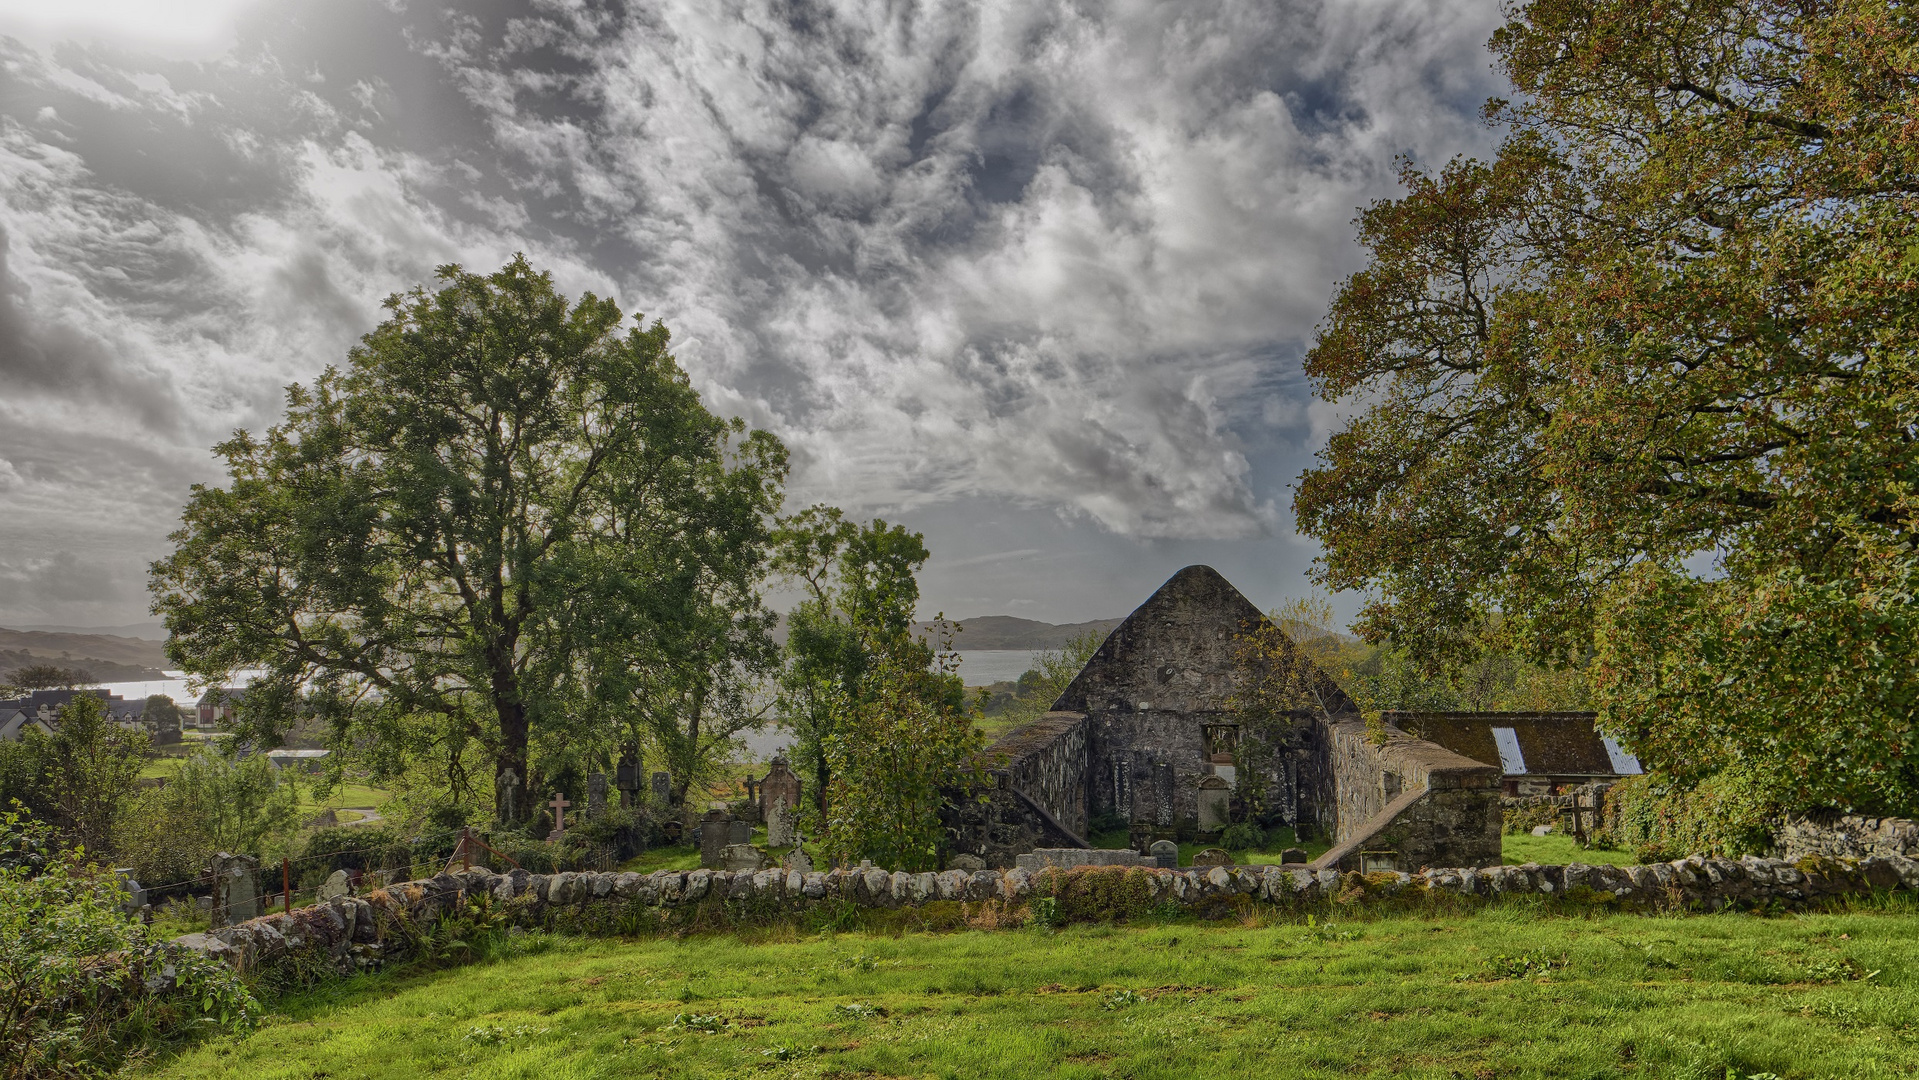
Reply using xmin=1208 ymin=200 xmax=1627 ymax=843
xmin=587 ymin=773 xmax=608 ymax=822
xmin=1191 ymin=847 xmax=1234 ymax=867
xmin=1196 ymin=776 xmax=1232 ymax=833
xmin=317 ymin=869 xmax=351 ymax=902
xmin=721 ymin=844 xmax=766 ymax=871
xmin=496 ymin=767 xmax=521 ymax=824
xmin=758 ymin=754 xmax=803 ymax=820
xmin=782 ymin=846 xmax=814 ymax=873
xmin=1280 ymin=847 xmax=1309 ymax=865
xmin=1154 ymin=762 xmax=1175 ymax=827
xmin=546 ymin=792 xmax=572 ymax=841
xmin=114 ymin=869 xmax=144 ymax=914
xmin=1149 ymin=839 xmax=1179 ymax=869
xmin=651 ymin=771 xmax=672 ymax=806
xmin=766 ymin=801 xmax=796 ymax=847
xmin=699 ymin=808 xmax=733 ymax=869
xmin=661 ymin=819 xmax=684 ymax=844
xmin=308 ymin=808 xmax=338 ymax=828
xmin=728 ymin=819 xmax=753 ymax=845
xmin=616 ymin=757 xmax=641 ymax=809
xmin=209 ymin=852 xmax=260 ymax=928
xmin=948 ymin=853 xmax=987 ymax=872
xmin=1530 ymin=824 xmax=1555 ymax=837
xmin=740 ymin=778 xmax=762 ymax=824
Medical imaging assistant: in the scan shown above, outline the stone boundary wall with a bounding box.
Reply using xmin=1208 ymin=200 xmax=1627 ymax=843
xmin=1776 ymin=814 xmax=1919 ymax=861
xmin=174 ymin=853 xmax=1919 ymax=982
xmin=1307 ymin=715 xmax=1502 ymax=872
xmin=982 ymin=712 xmax=1090 ymax=839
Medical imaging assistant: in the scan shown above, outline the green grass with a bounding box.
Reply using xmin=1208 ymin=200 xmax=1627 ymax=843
xmin=154 ymin=902 xmax=1919 ymax=1079
xmin=1502 ymin=831 xmax=1639 ymax=867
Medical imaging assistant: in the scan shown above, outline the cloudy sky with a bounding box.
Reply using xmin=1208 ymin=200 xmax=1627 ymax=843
xmin=0 ymin=0 xmax=1504 ymax=631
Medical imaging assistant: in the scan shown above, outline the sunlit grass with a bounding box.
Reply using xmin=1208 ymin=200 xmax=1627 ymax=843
xmin=154 ymin=902 xmax=1919 ymax=1079
xmin=1502 ymin=831 xmax=1638 ymax=867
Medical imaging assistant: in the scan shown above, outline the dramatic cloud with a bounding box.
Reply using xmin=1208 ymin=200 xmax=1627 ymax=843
xmin=0 ymin=0 xmax=1505 ymax=625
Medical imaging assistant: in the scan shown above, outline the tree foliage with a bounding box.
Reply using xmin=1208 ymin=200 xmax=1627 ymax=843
xmin=151 ymin=256 xmax=787 ymax=822
xmin=115 ymin=752 xmax=301 ymax=885
xmin=1296 ymin=0 xmax=1919 ymax=812
xmin=773 ymin=507 xmax=950 ymax=816
xmin=0 ymin=696 xmax=148 ymax=857
xmin=818 ymin=626 xmax=984 ymax=871
xmin=2 ymin=666 xmax=97 ymax=691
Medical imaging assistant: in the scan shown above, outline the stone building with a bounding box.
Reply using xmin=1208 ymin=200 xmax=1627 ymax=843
xmin=944 ymin=565 xmax=1504 ymax=873
xmin=757 ymin=755 xmax=803 ymax=819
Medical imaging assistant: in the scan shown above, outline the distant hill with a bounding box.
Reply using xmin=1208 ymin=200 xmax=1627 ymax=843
xmin=931 ymin=615 xmax=1123 ymax=650
xmin=0 ymin=628 xmax=172 ymax=683
xmin=12 ymin=620 xmax=167 ymax=640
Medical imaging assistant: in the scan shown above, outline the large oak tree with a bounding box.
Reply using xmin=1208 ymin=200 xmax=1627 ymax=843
xmin=151 ymin=257 xmax=787 ymax=820
xmin=1297 ymin=1 xmax=1919 ymax=812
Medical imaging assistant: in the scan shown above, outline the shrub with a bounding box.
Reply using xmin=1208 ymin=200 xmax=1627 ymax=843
xmin=1502 ymin=800 xmax=1561 ymax=836
xmin=0 ymin=807 xmax=257 ymax=1078
xmin=1599 ymin=769 xmax=1783 ymax=860
xmin=1218 ymin=823 xmax=1265 ymax=852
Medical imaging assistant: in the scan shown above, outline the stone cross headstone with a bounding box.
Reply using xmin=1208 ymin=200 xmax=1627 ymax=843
xmin=1196 ymin=776 xmax=1232 ymax=833
xmin=317 ymin=869 xmax=351 ymax=902
xmin=1149 ymin=839 xmax=1179 ymax=869
xmin=699 ymin=808 xmax=732 ymax=868
xmin=766 ymin=800 xmax=796 ymax=847
xmin=587 ymin=773 xmax=608 ymax=822
xmin=497 ymin=767 xmax=521 ymax=824
xmin=547 ymin=792 xmax=571 ymax=841
xmin=209 ymin=852 xmax=260 ymax=928
xmin=651 ymin=771 xmax=672 ymax=806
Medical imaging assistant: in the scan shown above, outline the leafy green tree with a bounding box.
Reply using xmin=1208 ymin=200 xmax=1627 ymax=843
xmin=151 ymin=257 xmax=787 ymax=822
xmin=4 ymin=665 xmax=96 ymax=690
xmin=773 ymin=507 xmax=955 ymax=816
xmin=997 ymin=631 xmax=1104 ymax=730
xmin=1295 ymin=0 xmax=1919 ymax=813
xmin=819 ymin=627 xmax=984 ymax=871
xmin=115 ymin=752 xmax=301 ymax=883
xmin=2 ymin=696 xmax=150 ymax=857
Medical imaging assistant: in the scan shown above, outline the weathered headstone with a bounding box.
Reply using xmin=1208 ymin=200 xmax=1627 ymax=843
xmin=317 ymin=869 xmax=351 ymax=902
xmin=114 ymin=869 xmax=144 ymax=914
xmin=721 ymin=844 xmax=766 ymax=871
xmin=1191 ymin=847 xmax=1234 ymax=867
xmin=699 ymin=808 xmax=732 ymax=869
xmin=651 ymin=771 xmax=672 ymax=806
xmin=948 ymin=852 xmax=987 ymax=872
xmin=1154 ymin=762 xmax=1175 ymax=827
xmin=1196 ymin=776 xmax=1231 ymax=833
xmin=1149 ymin=839 xmax=1179 ymax=869
xmin=728 ymin=819 xmax=754 ymax=845
xmin=497 ymin=767 xmax=521 ymax=824
xmin=1280 ymin=847 xmax=1309 ymax=865
xmin=766 ymin=800 xmax=796 ymax=848
xmin=587 ymin=773 xmax=608 ymax=822
xmin=616 ymin=756 xmax=641 ymax=809
xmin=782 ymin=846 xmax=814 ymax=873
xmin=209 ymin=852 xmax=260 ymax=928
xmin=758 ymin=753 xmax=803 ymax=820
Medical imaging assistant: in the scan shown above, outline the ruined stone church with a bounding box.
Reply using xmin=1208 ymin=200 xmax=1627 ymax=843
xmin=944 ymin=565 xmax=1504 ymax=872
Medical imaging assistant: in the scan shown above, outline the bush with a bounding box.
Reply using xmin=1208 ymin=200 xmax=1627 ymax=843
xmin=1599 ymin=770 xmax=1783 ymax=860
xmin=1218 ymin=823 xmax=1265 ymax=852
xmin=0 ymin=807 xmax=257 ymax=1078
xmin=1502 ymin=800 xmax=1561 ymax=836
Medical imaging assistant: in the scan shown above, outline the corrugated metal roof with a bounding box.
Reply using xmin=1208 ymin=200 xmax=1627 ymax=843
xmin=1385 ymin=711 xmax=1634 ymax=777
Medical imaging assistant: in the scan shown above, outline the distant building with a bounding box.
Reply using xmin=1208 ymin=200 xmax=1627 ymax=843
xmin=0 ymin=688 xmax=182 ymax=743
xmin=265 ymin=748 xmax=330 ymax=773
xmin=196 ymin=688 xmax=247 ymax=729
xmin=1385 ymin=711 xmax=1643 ymax=796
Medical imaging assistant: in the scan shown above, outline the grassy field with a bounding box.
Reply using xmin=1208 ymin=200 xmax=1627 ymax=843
xmin=153 ymin=901 xmax=1919 ymax=1079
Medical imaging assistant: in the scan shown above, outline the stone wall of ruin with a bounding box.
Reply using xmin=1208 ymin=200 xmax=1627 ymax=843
xmin=1306 ymin=715 xmax=1502 ymax=872
xmin=984 ymin=711 xmax=1090 ymax=838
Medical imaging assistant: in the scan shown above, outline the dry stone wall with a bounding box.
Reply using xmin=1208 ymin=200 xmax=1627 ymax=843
xmin=174 ymin=853 xmax=1919 ymax=985
xmin=1776 ymin=814 xmax=1919 ymax=860
xmin=983 ymin=712 xmax=1090 ymax=839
